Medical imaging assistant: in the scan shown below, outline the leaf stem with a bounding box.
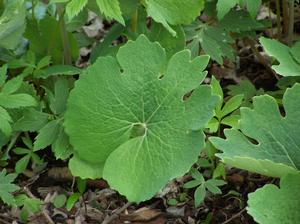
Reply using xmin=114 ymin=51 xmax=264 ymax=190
xmin=3 ymin=132 xmax=20 ymax=160
xmin=57 ymin=5 xmax=72 ymax=65
xmin=31 ymin=0 xmax=36 ymax=20
xmin=130 ymin=9 xmax=138 ymax=33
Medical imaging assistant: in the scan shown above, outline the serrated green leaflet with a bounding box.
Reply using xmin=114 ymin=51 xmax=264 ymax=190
xmin=210 ymin=84 xmax=300 ymax=177
xmin=260 ymin=37 xmax=300 ymax=76
xmin=66 ymin=0 xmax=88 ymax=19
xmin=96 ymin=0 xmax=124 ymax=25
xmin=0 ymin=169 xmax=19 ymax=205
xmin=247 ymin=173 xmax=300 ymax=224
xmin=64 ymin=35 xmax=217 ymax=202
xmin=0 ymin=106 xmax=12 ymax=137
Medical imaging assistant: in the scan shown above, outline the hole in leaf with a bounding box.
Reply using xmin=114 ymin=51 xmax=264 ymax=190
xmin=130 ymin=123 xmax=147 ymax=138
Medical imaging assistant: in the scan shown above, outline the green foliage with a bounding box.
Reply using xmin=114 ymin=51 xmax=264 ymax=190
xmin=65 ymin=35 xmax=217 ymax=202
xmin=66 ymin=192 xmax=81 ymax=211
xmin=260 ymin=37 xmax=300 ymax=77
xmin=247 ymin=173 xmax=300 ymax=224
xmin=144 ymin=0 xmax=205 ymax=36
xmin=53 ymin=194 xmax=67 ymax=208
xmin=95 ymin=0 xmax=124 ymax=25
xmin=227 ymin=80 xmax=264 ymax=106
xmin=0 ymin=0 xmax=26 ymax=49
xmin=210 ymin=83 xmax=300 ymax=177
xmin=15 ymin=194 xmax=42 ymax=222
xmin=185 ymin=10 xmax=264 ymax=64
xmin=0 ymin=64 xmax=37 ymax=138
xmin=206 ymin=76 xmax=243 ymax=133
xmin=13 ymin=137 xmax=43 ymax=173
xmin=0 ymin=169 xmax=19 ymax=205
xmin=25 ymin=16 xmax=78 ymax=64
xmin=65 ymin=0 xmax=88 ymax=20
xmin=183 ymin=169 xmax=226 ymax=206
xmin=217 ymin=0 xmax=262 ymax=20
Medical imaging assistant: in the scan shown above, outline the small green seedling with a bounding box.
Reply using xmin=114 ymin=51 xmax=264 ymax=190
xmin=53 ymin=194 xmax=67 ymax=208
xmin=227 ymin=80 xmax=264 ymax=106
xmin=184 ymin=168 xmax=226 ymax=207
xmin=13 ymin=136 xmax=43 ymax=174
xmin=8 ymin=51 xmax=52 ymax=78
xmin=206 ymin=76 xmax=243 ymax=133
xmin=14 ymin=194 xmax=42 ymax=222
xmin=66 ymin=177 xmax=86 ymax=211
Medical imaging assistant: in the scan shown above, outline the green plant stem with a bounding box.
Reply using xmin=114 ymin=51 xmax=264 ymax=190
xmin=275 ymin=0 xmax=282 ymax=38
xmin=57 ymin=6 xmax=72 ymax=65
xmin=130 ymin=9 xmax=138 ymax=33
xmin=31 ymin=0 xmax=36 ymax=20
xmin=287 ymin=0 xmax=295 ymax=46
xmin=3 ymin=132 xmax=20 ymax=159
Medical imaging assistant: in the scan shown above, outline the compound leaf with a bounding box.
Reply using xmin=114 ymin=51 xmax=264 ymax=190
xmin=247 ymin=173 xmax=300 ymax=224
xmin=210 ymin=84 xmax=300 ymax=177
xmin=0 ymin=169 xmax=19 ymax=205
xmin=64 ymin=35 xmax=217 ymax=202
xmin=33 ymin=120 xmax=61 ymax=151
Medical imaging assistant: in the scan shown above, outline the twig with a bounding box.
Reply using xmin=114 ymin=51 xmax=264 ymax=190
xmin=221 ymin=207 xmax=246 ymax=224
xmin=0 ymin=217 xmax=11 ymax=224
xmin=102 ymin=202 xmax=132 ymax=224
xmin=23 ymin=187 xmax=55 ymax=224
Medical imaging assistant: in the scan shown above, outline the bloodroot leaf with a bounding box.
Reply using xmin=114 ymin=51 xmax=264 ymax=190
xmin=247 ymin=173 xmax=300 ymax=224
xmin=210 ymin=84 xmax=300 ymax=178
xmin=64 ymin=35 xmax=217 ymax=202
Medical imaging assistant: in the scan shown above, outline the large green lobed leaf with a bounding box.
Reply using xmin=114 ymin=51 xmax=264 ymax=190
xmin=260 ymin=37 xmax=300 ymax=76
xmin=210 ymin=84 xmax=300 ymax=177
xmin=247 ymin=173 xmax=300 ymax=224
xmin=64 ymin=35 xmax=217 ymax=202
